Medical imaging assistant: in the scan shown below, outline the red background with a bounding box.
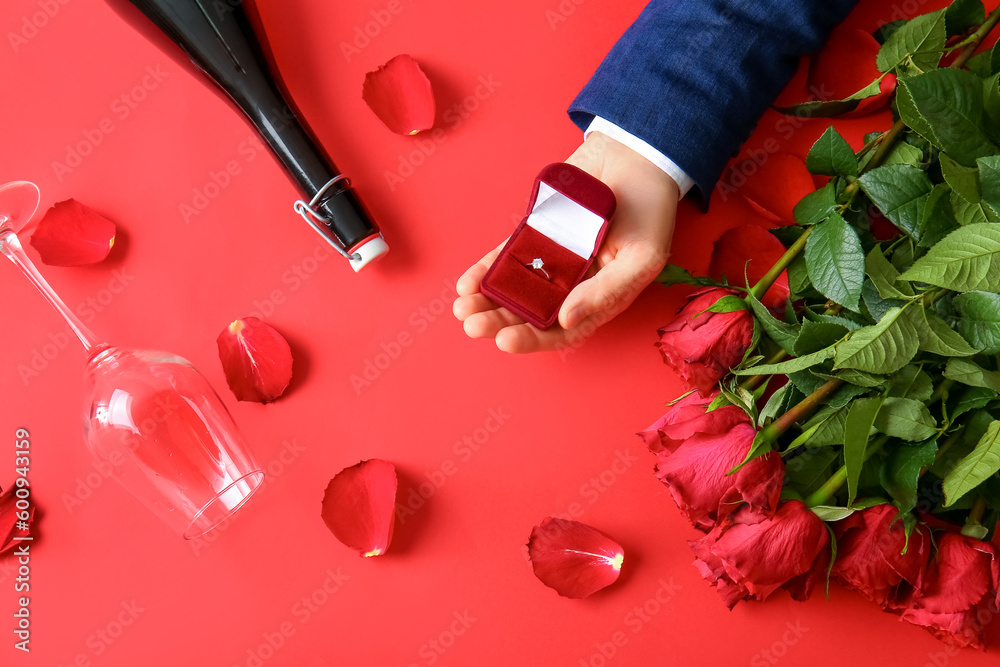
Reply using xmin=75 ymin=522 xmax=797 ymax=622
xmin=0 ymin=0 xmax=997 ymax=665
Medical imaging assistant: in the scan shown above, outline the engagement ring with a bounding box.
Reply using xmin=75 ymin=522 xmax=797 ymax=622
xmin=526 ymin=258 xmax=550 ymax=280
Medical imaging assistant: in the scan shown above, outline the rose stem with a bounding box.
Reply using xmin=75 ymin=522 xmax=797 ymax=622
xmin=968 ymin=497 xmax=987 ymax=525
xmin=804 ymin=435 xmax=889 ymax=507
xmin=758 ymin=378 xmax=843 ymax=445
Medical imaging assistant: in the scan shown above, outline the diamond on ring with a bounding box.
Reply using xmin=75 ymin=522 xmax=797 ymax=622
xmin=526 ymin=257 xmax=550 ymax=280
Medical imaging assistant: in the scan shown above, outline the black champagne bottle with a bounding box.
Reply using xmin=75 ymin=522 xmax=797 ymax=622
xmin=105 ymin=0 xmax=388 ymax=270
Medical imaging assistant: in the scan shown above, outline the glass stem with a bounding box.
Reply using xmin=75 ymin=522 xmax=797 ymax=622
xmin=0 ymin=230 xmax=100 ymax=353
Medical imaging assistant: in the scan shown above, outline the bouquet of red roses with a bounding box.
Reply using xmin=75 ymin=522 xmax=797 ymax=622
xmin=648 ymin=0 xmax=1000 ymax=649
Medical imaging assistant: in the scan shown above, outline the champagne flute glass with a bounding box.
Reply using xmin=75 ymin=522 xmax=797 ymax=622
xmin=0 ymin=181 xmax=264 ymax=539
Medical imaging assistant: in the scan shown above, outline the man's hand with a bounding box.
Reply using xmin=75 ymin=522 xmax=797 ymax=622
xmin=452 ymin=130 xmax=680 ymax=353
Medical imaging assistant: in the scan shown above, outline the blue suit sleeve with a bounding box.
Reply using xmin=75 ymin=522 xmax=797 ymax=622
xmin=569 ymin=0 xmax=860 ymax=207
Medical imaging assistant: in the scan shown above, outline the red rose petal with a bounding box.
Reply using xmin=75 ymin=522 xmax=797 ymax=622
xmin=709 ymin=225 xmax=790 ymax=308
xmin=216 ymin=317 xmax=293 ymax=403
xmin=809 ymin=27 xmax=894 ymax=117
xmin=0 ymin=485 xmax=33 ymax=556
xmin=321 ymin=459 xmax=397 ymax=557
xmin=528 ymin=517 xmax=624 ymax=599
xmin=739 ymin=154 xmax=814 ymax=226
xmin=29 ymin=199 xmax=116 ymax=266
xmin=362 ymin=54 xmax=436 ymax=135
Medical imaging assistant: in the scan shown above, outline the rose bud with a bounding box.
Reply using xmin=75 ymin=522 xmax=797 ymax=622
xmin=656 ymin=287 xmax=754 ymax=396
xmin=528 ymin=517 xmax=624 ymax=599
xmin=689 ymin=500 xmax=829 ymax=609
xmin=644 ymin=400 xmax=783 ymax=530
xmin=832 ymin=504 xmax=930 ymax=609
xmin=900 ymin=532 xmax=1000 ymax=649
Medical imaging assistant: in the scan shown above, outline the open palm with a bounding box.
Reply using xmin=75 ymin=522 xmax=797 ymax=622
xmin=453 ymin=131 xmax=681 ymax=353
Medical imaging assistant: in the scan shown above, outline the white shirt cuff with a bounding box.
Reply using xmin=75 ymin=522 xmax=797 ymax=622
xmin=584 ymin=116 xmax=694 ymax=197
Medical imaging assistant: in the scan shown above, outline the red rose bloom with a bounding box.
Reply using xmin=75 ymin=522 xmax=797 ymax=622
xmin=644 ymin=397 xmax=784 ymax=530
xmin=638 ymin=391 xmax=749 ymax=454
xmin=832 ymin=504 xmax=930 ymax=609
xmin=901 ymin=533 xmax=1000 ymax=649
xmin=657 ymin=288 xmax=754 ymax=396
xmin=689 ymin=501 xmax=829 ymax=609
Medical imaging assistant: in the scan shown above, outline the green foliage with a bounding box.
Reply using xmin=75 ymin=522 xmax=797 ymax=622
xmin=805 ymin=213 xmax=865 ymax=310
xmin=807 ymin=127 xmax=859 ymax=177
xmin=899 ymin=69 xmax=997 ymax=166
xmin=834 ymin=306 xmax=919 ymax=374
xmin=844 ymin=398 xmax=884 ymax=505
xmin=876 ymin=10 xmax=947 ymax=73
xmin=900 ymin=224 xmax=1000 ymax=292
xmin=665 ymin=1 xmax=1000 ymax=538
xmin=943 ymin=420 xmax=1000 ymax=506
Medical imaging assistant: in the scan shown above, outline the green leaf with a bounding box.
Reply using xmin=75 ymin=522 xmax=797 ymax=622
xmin=863 ymin=280 xmax=907 ymax=322
xmin=945 ymin=358 xmax=1000 ymax=392
xmin=897 ymin=82 xmax=939 ymax=143
xmin=785 ymin=447 xmax=841 ymax=497
xmin=918 ymin=184 xmax=960 ymax=247
xmin=757 ymin=382 xmax=791 ymax=428
xmin=807 ymin=127 xmax=859 ymax=177
xmin=793 ymin=183 xmax=837 ymax=226
xmin=953 ymin=291 xmax=1000 ymax=354
xmin=834 ymin=306 xmax=920 ymax=374
xmin=747 ymin=288 xmax=799 ymax=354
xmin=775 ymin=78 xmax=884 ymax=118
xmin=984 ymin=73 xmax=1000 ymax=136
xmin=899 ymin=223 xmax=1000 ymax=292
xmin=874 ymin=397 xmax=938 ymax=441
xmin=943 ymin=420 xmax=1000 ymax=506
xmin=877 ymin=10 xmax=947 ymax=73
xmin=950 ymin=190 xmax=992 ymax=225
xmin=816 ymin=368 xmax=886 ymax=388
xmin=940 ymin=153 xmax=981 ymax=203
xmin=733 ymin=347 xmax=836 ymax=376
xmin=898 ymin=69 xmax=998 ymax=167
xmin=788 ymin=254 xmax=811 ymax=296
xmin=657 ymin=264 xmax=724 ymax=287
xmin=810 ymin=506 xmax=857 ymax=521
xmin=950 ymin=386 xmax=998 ymax=423
xmin=859 ymin=164 xmax=935 ymax=239
xmin=805 ymin=213 xmax=865 ymax=311
xmin=844 ymin=397 xmax=884 ymax=505
xmin=809 ymin=409 xmax=848 ymax=446
xmin=976 ymin=155 xmax=1000 ymax=212
xmin=917 ymin=309 xmax=981 ymax=356
xmin=794 ymin=319 xmax=849 ymax=356
xmin=888 ymin=364 xmax=934 ymax=401
xmin=866 ymin=245 xmax=914 ymax=299
xmin=803 ymin=308 xmax=865 ymax=331
xmin=706 ymin=294 xmax=750 ymax=313
xmin=882 ymin=440 xmax=939 ymax=514
xmin=946 ymin=0 xmax=985 ymax=37
xmin=880 ymin=141 xmax=925 ymax=168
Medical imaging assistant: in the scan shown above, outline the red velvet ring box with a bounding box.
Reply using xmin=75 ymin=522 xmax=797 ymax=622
xmin=480 ymin=163 xmax=617 ymax=329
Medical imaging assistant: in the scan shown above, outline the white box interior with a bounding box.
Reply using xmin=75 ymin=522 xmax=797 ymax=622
xmin=525 ymin=183 xmax=604 ymax=259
